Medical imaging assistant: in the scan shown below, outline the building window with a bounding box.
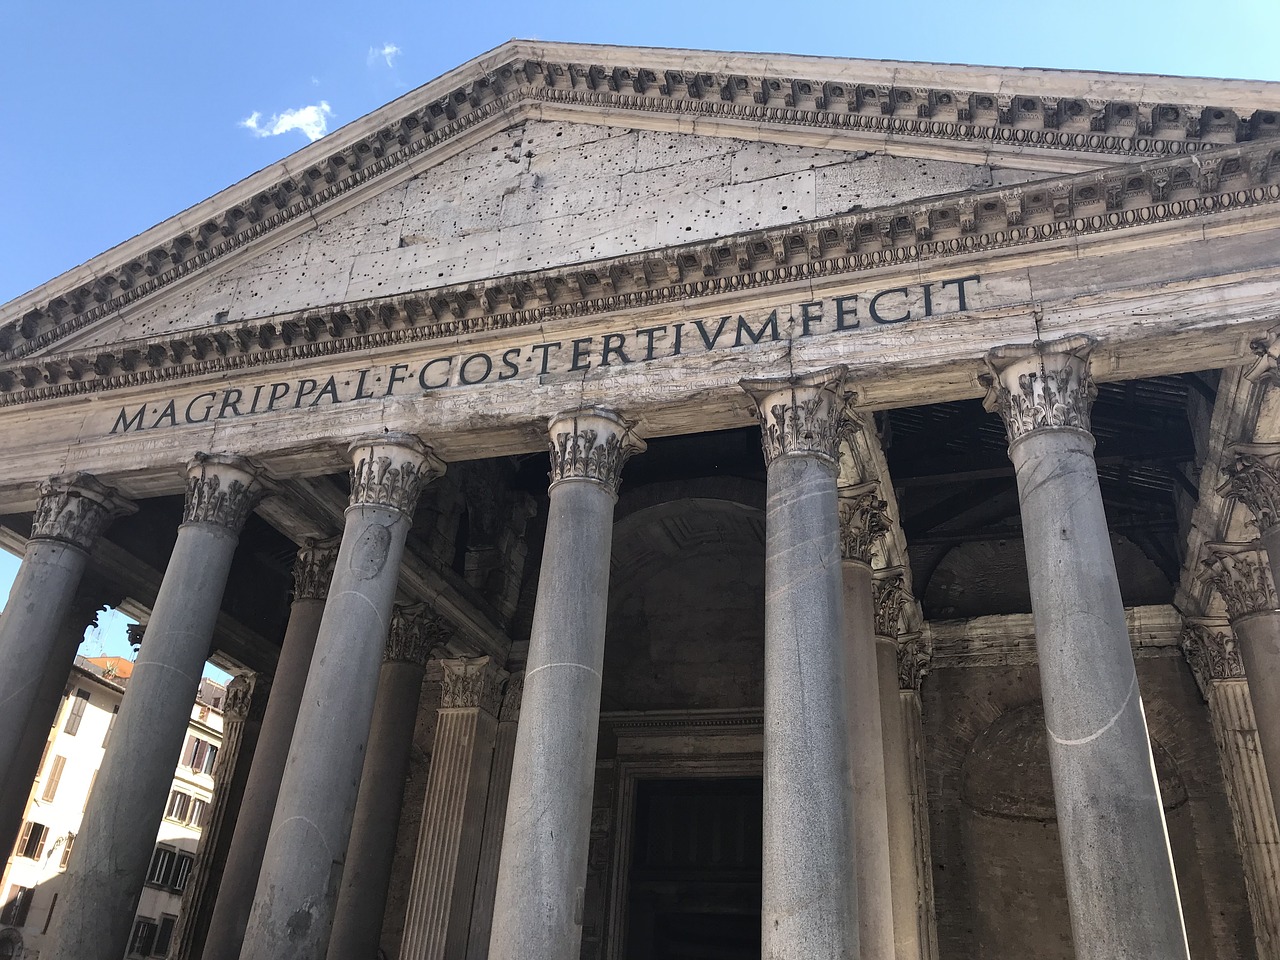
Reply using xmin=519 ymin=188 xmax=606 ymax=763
xmin=164 ymin=790 xmax=191 ymax=823
xmin=183 ymin=736 xmax=218 ymax=775
xmin=15 ymin=821 xmax=48 ymax=860
xmin=172 ymin=852 xmax=194 ymax=893
xmin=103 ymin=705 xmax=119 ymax=748
xmin=127 ymin=917 xmax=157 ymax=957
xmin=145 ymin=846 xmax=176 ymax=888
xmin=40 ymin=755 xmax=66 ymax=802
xmin=153 ymin=915 xmax=177 ymax=956
xmin=58 ymin=832 xmax=75 ymax=870
xmin=188 ymin=797 xmax=208 ymax=830
xmin=63 ymin=689 xmax=90 ymax=735
xmin=0 ymin=886 xmax=32 ymax=927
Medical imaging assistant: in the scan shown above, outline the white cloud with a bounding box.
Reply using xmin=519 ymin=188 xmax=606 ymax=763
xmin=369 ymin=42 xmax=401 ymax=69
xmin=240 ymin=101 xmax=334 ymax=143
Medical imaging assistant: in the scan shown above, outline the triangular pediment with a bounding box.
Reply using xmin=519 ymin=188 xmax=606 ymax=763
xmin=4 ymin=39 xmax=1280 ymax=360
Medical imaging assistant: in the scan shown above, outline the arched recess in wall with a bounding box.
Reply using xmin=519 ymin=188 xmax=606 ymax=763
xmin=958 ymin=702 xmax=1205 ymax=960
xmin=604 ymin=479 xmax=766 ymax=712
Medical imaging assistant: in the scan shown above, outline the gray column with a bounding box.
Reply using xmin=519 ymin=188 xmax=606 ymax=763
xmin=838 ymin=486 xmax=895 ymax=959
xmin=897 ymin=636 xmax=940 ymax=960
xmin=199 ymin=537 xmax=338 ymax=960
xmin=327 ymin=603 xmax=443 ymax=960
xmin=240 ymin=434 xmax=443 ymax=960
xmin=0 ymin=473 xmax=132 ymax=843
xmin=741 ymin=367 xmax=859 ymax=960
xmin=983 ymin=336 xmax=1189 ymax=960
xmin=401 ymin=657 xmax=505 ymax=960
xmin=1201 ymin=543 xmax=1280 ymax=828
xmin=46 ymin=454 xmax=268 ymax=960
xmin=1182 ymin=619 xmax=1280 ymax=960
xmin=489 ymin=407 xmax=644 ymax=960
xmin=1222 ymin=443 xmax=1280 ymax=591
xmin=466 ymin=674 xmax=523 ymax=960
xmin=175 ymin=674 xmax=266 ymax=960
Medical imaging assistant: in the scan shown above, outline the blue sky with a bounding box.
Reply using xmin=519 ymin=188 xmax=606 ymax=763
xmin=1 ymin=0 xmax=1278 ymax=304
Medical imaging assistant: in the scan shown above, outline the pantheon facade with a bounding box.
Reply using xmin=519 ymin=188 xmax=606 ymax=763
xmin=1 ymin=40 xmax=1279 ymax=960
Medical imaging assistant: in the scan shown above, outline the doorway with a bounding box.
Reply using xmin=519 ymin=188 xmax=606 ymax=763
xmin=622 ymin=777 xmax=762 ymax=959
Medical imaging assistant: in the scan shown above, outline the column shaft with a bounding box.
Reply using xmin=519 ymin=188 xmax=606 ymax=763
xmin=900 ymin=689 xmax=940 ymax=960
xmin=879 ymin=638 xmax=920 ymax=960
xmin=400 ymin=658 xmax=502 ymax=960
xmin=986 ymin=338 xmax=1188 ymax=960
xmin=199 ymin=539 xmax=336 ymax=960
xmin=328 ymin=604 xmax=438 ymax=960
xmin=489 ymin=408 xmax=643 ymax=960
xmin=241 ymin=436 xmax=442 ymax=960
xmin=46 ymin=456 xmax=265 ymax=960
xmin=1234 ymin=610 xmax=1280 ymax=823
xmin=744 ymin=369 xmax=858 ymax=960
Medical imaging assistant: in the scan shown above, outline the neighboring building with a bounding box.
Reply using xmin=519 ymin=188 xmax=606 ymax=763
xmin=0 ymin=659 xmax=224 ymax=959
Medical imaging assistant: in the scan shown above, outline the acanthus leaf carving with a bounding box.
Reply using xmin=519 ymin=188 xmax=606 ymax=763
xmin=1220 ymin=444 xmax=1280 ymax=532
xmin=30 ymin=472 xmax=135 ymax=550
xmin=183 ymin=453 xmax=269 ymax=532
xmin=348 ymin=433 xmax=444 ymax=517
xmin=897 ymin=632 xmax=932 ymax=691
xmin=439 ymin=656 xmax=505 ymax=715
xmin=741 ymin=365 xmax=849 ymax=467
xmin=499 ymin=672 xmax=524 ymax=723
xmin=385 ymin=602 xmax=450 ymax=666
xmin=547 ymin=407 xmax=646 ymax=494
xmin=1201 ymin=542 xmax=1278 ymax=620
xmin=838 ymin=485 xmax=890 ymax=564
xmin=873 ymin=568 xmax=907 ymax=639
xmin=982 ymin=335 xmax=1097 ymax=446
xmin=1180 ymin=619 xmax=1245 ymax=697
xmin=291 ymin=536 xmax=341 ymax=601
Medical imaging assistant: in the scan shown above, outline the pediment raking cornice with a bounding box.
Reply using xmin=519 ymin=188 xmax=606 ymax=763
xmin=2 ymin=139 xmax=1276 ymax=405
xmin=3 ymin=40 xmax=1280 ymax=362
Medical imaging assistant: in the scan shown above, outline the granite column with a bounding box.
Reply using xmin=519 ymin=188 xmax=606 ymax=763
xmin=46 ymin=454 xmax=268 ymax=960
xmin=983 ymin=336 xmax=1189 ymax=960
xmin=741 ymin=367 xmax=859 ymax=960
xmin=838 ymin=485 xmax=895 ymax=960
xmin=328 ymin=603 xmax=443 ymax=960
xmin=240 ymin=434 xmax=443 ymax=960
xmin=488 ymin=407 xmax=644 ymax=960
xmin=199 ymin=537 xmax=339 ymax=960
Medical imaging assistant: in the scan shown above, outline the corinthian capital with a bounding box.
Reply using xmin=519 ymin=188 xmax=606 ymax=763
xmin=386 ymin=602 xmax=450 ymax=666
xmin=1180 ymin=619 xmax=1245 ymax=696
xmin=897 ymin=632 xmax=932 ymax=691
xmin=547 ymin=407 xmax=646 ymax=495
xmin=183 ymin=454 xmax=270 ymax=533
xmin=1220 ymin=443 xmax=1280 ymax=533
xmin=348 ymin=433 xmax=445 ymax=518
xmin=740 ymin=365 xmax=850 ymax=468
xmin=30 ymin=472 xmax=136 ymax=550
xmin=291 ymin=537 xmax=341 ymax=601
xmin=837 ymin=483 xmax=890 ymax=564
xmin=1245 ymin=323 xmax=1280 ymax=387
xmin=873 ymin=567 xmax=907 ymax=639
xmin=1201 ymin=542 xmax=1278 ymax=620
xmin=439 ymin=656 xmax=505 ymax=715
xmin=981 ymin=334 xmax=1097 ymax=446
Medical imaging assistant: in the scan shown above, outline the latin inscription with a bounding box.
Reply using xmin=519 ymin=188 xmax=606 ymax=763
xmin=109 ymin=275 xmax=980 ymax=435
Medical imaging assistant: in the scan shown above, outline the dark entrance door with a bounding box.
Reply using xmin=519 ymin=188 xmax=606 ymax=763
xmin=624 ymin=777 xmax=762 ymax=960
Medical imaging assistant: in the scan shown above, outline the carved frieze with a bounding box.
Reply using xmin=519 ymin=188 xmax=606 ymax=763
xmin=741 ymin=365 xmax=849 ymax=467
xmin=348 ymin=433 xmax=445 ymax=518
xmin=1221 ymin=444 xmax=1280 ymax=533
xmin=439 ymin=656 xmax=505 ymax=715
xmin=1180 ymin=619 xmax=1245 ymax=696
xmin=182 ymin=453 xmax=269 ymax=532
xmin=1201 ymin=542 xmax=1279 ymax=620
xmin=30 ymin=472 xmax=135 ymax=550
xmin=837 ymin=484 xmax=890 ymax=564
xmin=982 ymin=335 xmax=1097 ymax=446
xmin=291 ymin=536 xmax=341 ymax=601
xmin=872 ymin=568 xmax=907 ymax=639
xmin=897 ymin=632 xmax=932 ymax=691
xmin=547 ymin=407 xmax=646 ymax=495
xmin=386 ymin=602 xmax=450 ymax=666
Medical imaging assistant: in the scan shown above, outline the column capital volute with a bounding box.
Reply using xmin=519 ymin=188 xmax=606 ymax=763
xmin=740 ymin=365 xmax=851 ymax=468
xmin=837 ymin=482 xmax=890 ymax=565
xmin=30 ymin=472 xmax=137 ymax=551
xmin=183 ymin=453 xmax=271 ymax=534
xmin=1200 ymin=542 xmax=1278 ymax=620
xmin=546 ymin=406 xmax=646 ymax=496
xmin=439 ymin=656 xmax=506 ymax=716
xmin=1245 ymin=322 xmax=1280 ymax=386
xmin=896 ymin=632 xmax=933 ymax=691
xmin=347 ymin=433 xmax=446 ymax=518
xmin=385 ymin=602 xmax=450 ymax=666
xmin=872 ymin=566 xmax=907 ymax=639
xmin=291 ymin=536 xmax=342 ymax=601
xmin=1179 ymin=617 xmax=1245 ymax=697
xmin=980 ymin=334 xmax=1098 ymax=447
xmin=1220 ymin=442 xmax=1280 ymax=534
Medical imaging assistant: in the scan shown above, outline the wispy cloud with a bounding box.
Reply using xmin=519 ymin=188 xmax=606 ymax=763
xmin=240 ymin=101 xmax=334 ymax=143
xmin=369 ymin=42 xmax=401 ymax=69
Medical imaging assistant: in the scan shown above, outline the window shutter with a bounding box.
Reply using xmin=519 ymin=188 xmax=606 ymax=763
xmin=41 ymin=755 xmax=66 ymax=802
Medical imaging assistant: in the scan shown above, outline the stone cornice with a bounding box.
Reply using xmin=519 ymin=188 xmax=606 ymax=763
xmin=3 ymin=41 xmax=1279 ymax=364
xmin=1 ymin=140 xmax=1277 ymax=408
